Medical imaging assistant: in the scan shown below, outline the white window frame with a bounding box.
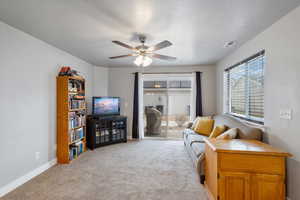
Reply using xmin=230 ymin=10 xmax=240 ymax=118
xmin=224 ymin=50 xmax=265 ymax=124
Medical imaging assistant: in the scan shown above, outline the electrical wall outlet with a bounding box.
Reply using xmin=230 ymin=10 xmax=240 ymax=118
xmin=280 ymin=109 xmax=292 ymax=120
xmin=35 ymin=152 xmax=40 ymax=160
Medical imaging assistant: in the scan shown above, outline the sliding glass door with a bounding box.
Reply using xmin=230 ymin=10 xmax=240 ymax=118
xmin=166 ymin=89 xmax=191 ymax=138
xmin=144 ymin=90 xmax=168 ymax=137
xmin=143 ymin=75 xmax=192 ymax=138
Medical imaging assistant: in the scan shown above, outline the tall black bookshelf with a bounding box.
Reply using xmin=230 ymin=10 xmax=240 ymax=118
xmin=86 ymin=115 xmax=127 ymax=150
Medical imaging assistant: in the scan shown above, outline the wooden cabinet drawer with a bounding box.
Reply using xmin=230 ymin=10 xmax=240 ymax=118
xmin=219 ymin=153 xmax=285 ymax=175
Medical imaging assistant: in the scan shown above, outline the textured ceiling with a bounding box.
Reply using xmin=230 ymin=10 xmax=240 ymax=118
xmin=0 ymin=0 xmax=299 ymax=67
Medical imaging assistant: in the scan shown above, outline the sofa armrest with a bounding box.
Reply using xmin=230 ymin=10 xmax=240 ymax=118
xmin=190 ymin=140 xmax=206 ymax=145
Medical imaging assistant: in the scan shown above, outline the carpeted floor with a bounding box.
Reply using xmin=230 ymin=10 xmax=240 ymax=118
xmin=1 ymin=139 xmax=208 ymax=200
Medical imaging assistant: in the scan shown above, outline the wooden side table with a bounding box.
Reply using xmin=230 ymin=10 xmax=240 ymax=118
xmin=204 ymin=138 xmax=291 ymax=200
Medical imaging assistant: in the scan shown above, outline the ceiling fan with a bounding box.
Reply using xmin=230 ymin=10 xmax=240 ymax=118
xmin=109 ymin=35 xmax=176 ymax=67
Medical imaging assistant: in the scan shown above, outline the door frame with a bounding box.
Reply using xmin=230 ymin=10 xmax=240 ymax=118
xmin=140 ymin=73 xmax=194 ymax=138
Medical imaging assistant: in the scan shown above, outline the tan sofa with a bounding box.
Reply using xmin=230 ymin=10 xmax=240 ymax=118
xmin=183 ymin=114 xmax=263 ymax=183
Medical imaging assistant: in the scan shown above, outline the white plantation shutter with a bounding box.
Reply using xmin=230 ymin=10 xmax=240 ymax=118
xmin=224 ymin=50 xmax=265 ymax=123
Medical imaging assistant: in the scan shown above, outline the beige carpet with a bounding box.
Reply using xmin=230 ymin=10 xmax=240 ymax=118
xmin=1 ymin=139 xmax=208 ymax=200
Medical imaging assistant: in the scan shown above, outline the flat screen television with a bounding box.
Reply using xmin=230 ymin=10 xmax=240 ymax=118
xmin=92 ymin=97 xmax=120 ymax=116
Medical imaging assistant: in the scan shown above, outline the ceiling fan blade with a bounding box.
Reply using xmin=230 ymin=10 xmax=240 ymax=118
xmin=109 ymin=54 xmax=135 ymax=59
xmin=148 ymin=40 xmax=173 ymax=51
xmin=150 ymin=53 xmax=176 ymax=61
xmin=112 ymin=41 xmax=136 ymax=50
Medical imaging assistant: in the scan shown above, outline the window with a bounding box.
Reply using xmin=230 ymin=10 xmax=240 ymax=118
xmin=144 ymin=80 xmax=191 ymax=89
xmin=169 ymin=80 xmax=191 ymax=88
xmin=144 ymin=81 xmax=167 ymax=88
xmin=224 ymin=50 xmax=265 ymax=124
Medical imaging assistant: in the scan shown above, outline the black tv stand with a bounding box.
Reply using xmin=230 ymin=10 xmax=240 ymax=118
xmin=86 ymin=115 xmax=127 ymax=150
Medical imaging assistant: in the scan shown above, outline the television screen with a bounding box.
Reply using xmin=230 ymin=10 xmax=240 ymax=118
xmin=93 ymin=97 xmax=120 ymax=115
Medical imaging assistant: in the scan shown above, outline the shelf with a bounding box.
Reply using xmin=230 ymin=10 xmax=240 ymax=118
xmin=69 ymin=137 xmax=85 ymax=145
xmin=68 ymin=76 xmax=85 ymax=81
xmin=57 ymin=75 xmax=86 ymax=164
xmin=97 ymin=127 xmax=110 ymax=130
xmin=87 ymin=116 xmax=127 ymax=150
xmin=69 ymin=125 xmax=85 ymax=130
xmin=68 ymin=150 xmax=85 ymax=163
xmin=69 ymin=108 xmax=86 ymax=112
xmin=68 ymin=90 xmax=85 ymax=94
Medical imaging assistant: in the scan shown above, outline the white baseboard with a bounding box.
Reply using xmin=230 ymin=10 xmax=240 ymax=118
xmin=0 ymin=158 xmax=57 ymax=197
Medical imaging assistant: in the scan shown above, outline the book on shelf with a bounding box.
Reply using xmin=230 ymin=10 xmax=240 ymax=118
xmin=69 ymin=141 xmax=84 ymax=161
xmin=68 ymin=79 xmax=84 ymax=93
xmin=69 ymin=99 xmax=86 ymax=110
xmin=69 ymin=112 xmax=86 ymax=129
xmin=69 ymin=127 xmax=85 ymax=143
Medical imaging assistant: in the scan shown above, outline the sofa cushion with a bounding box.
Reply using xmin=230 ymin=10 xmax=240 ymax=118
xmin=216 ymin=128 xmax=238 ymax=139
xmin=213 ymin=114 xmax=262 ymax=141
xmin=191 ymin=116 xmax=213 ymax=130
xmin=191 ymin=142 xmax=205 ymax=157
xmin=194 ymin=118 xmax=215 ymax=136
xmin=209 ymin=125 xmax=227 ymax=138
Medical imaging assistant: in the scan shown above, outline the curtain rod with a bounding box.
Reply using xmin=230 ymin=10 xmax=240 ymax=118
xmin=131 ymin=72 xmax=202 ymax=75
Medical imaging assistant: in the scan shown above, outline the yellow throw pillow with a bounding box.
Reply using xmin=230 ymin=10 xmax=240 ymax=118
xmin=209 ymin=125 xmax=227 ymax=139
xmin=191 ymin=116 xmax=212 ymax=130
xmin=194 ymin=119 xmax=215 ymax=136
xmin=216 ymin=128 xmax=238 ymax=140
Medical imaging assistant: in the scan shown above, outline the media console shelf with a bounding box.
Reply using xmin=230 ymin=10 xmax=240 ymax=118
xmin=86 ymin=115 xmax=127 ymax=150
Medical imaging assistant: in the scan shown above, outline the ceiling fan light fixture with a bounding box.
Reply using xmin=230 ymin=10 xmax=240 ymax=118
xmin=142 ymin=56 xmax=152 ymax=67
xmin=134 ymin=55 xmax=152 ymax=67
xmin=134 ymin=55 xmax=143 ymax=66
xmin=110 ymin=36 xmax=175 ymax=66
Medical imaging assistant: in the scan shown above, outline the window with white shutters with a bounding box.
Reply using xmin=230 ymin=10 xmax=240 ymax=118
xmin=224 ymin=50 xmax=265 ymax=124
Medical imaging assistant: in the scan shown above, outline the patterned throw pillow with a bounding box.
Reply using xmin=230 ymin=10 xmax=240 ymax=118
xmin=209 ymin=125 xmax=227 ymax=139
xmin=216 ymin=128 xmax=238 ymax=140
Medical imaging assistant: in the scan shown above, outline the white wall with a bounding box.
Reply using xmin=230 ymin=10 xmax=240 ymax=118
xmin=216 ymin=5 xmax=300 ymax=199
xmin=93 ymin=66 xmax=108 ymax=97
xmin=0 ymin=21 xmax=96 ymax=191
xmin=108 ymin=65 xmax=216 ymax=138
